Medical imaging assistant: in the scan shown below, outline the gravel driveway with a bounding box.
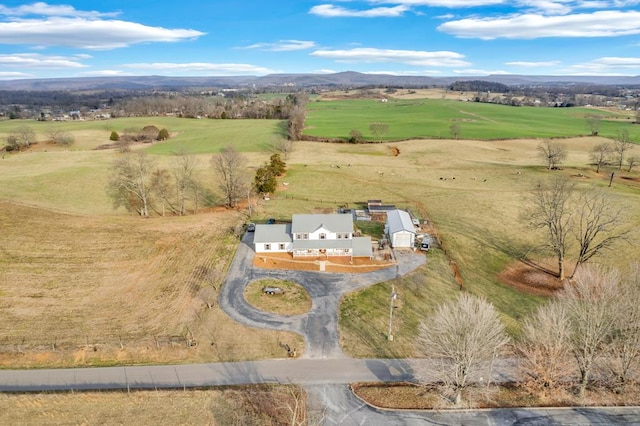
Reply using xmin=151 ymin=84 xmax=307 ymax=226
xmin=218 ymin=232 xmax=426 ymax=359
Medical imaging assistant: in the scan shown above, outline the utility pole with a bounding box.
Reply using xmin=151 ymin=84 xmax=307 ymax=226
xmin=388 ymin=285 xmax=397 ymax=341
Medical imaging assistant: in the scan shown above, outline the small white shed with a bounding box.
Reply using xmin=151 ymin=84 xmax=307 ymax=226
xmin=385 ymin=210 xmax=416 ymax=248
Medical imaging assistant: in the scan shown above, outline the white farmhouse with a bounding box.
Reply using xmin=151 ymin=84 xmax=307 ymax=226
xmin=254 ymin=213 xmax=372 ymax=258
xmin=385 ymin=209 xmax=416 ymax=248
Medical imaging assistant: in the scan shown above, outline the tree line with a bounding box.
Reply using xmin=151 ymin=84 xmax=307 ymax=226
xmin=107 ymin=148 xmax=288 ymax=217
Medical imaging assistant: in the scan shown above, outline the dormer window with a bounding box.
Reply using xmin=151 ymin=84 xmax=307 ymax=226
xmin=319 ymin=233 xmax=326 ymax=240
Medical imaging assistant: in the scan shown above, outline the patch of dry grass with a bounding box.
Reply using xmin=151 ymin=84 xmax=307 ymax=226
xmin=0 ymin=202 xmax=303 ymax=367
xmin=352 ymin=382 xmax=640 ymax=410
xmin=0 ymin=385 xmax=307 ymax=425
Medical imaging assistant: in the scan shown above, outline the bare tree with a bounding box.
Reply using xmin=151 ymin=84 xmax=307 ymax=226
xmin=173 ymin=148 xmax=199 ymax=215
xmin=107 ymin=152 xmax=158 ymax=216
xmin=586 ymin=114 xmax=601 ymax=136
xmin=571 ymin=190 xmax=627 ymax=278
xmin=613 ymin=129 xmax=632 ymax=170
xmin=527 ymin=177 xmax=575 ymax=280
xmin=449 ymin=122 xmax=461 ymax=140
xmin=287 ymin=105 xmax=306 ymax=141
xmin=519 ymin=301 xmax=573 ymax=397
xmin=560 ymin=265 xmax=620 ymax=399
xmin=211 ymin=146 xmax=248 ymax=208
xmin=369 ymin=122 xmax=389 ymax=142
xmin=416 ymin=293 xmax=509 ymax=405
xmin=151 ymin=168 xmax=173 ymax=216
xmin=589 ymin=142 xmax=612 ymax=173
xmin=6 ymin=125 xmax=36 ymax=150
xmin=605 ymin=263 xmax=640 ymax=389
xmin=537 ymin=139 xmax=568 ymax=170
xmin=626 ymin=155 xmax=639 ymax=172
xmin=270 ymin=137 xmax=293 ymax=160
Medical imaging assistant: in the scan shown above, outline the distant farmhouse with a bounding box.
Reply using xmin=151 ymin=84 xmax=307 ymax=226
xmin=254 ymin=213 xmax=373 ymax=259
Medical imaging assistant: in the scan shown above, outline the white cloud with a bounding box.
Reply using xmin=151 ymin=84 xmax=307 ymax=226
xmin=369 ymin=0 xmax=505 ymax=6
xmin=438 ymin=10 xmax=640 ymax=39
xmin=79 ymin=70 xmax=130 ymax=77
xmin=506 ymin=60 xmax=561 ymax=66
xmin=0 ymin=71 xmax=31 ymax=79
xmin=310 ymin=4 xmax=409 ymax=17
xmin=0 ymin=17 xmax=205 ymax=49
xmin=0 ymin=2 xmax=120 ymax=18
xmin=0 ymin=53 xmax=87 ymax=68
xmin=314 ymin=69 xmax=339 ymax=74
xmin=243 ymin=40 xmax=316 ymax=51
xmin=453 ymin=68 xmax=510 ymax=75
xmin=568 ymin=56 xmax=640 ymax=73
xmin=310 ymin=47 xmax=470 ymax=67
xmin=120 ymin=62 xmax=276 ymax=75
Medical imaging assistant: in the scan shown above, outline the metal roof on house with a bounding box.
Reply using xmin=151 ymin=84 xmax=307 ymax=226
xmin=352 ymin=236 xmax=373 ymax=257
xmin=291 ymin=214 xmax=354 ymax=234
xmin=254 ymin=224 xmax=292 ymax=243
xmin=386 ymin=209 xmax=415 ymax=234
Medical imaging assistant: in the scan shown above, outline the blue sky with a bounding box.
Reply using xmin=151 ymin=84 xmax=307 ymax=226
xmin=1 ymin=1 xmax=640 ymax=80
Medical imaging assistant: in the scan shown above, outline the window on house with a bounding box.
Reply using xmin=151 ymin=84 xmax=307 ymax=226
xmin=264 ymin=244 xmax=271 ymax=250
xmin=320 ymin=233 xmax=326 ymax=240
xmin=279 ymin=243 xmax=285 ymax=250
xmin=296 ymin=233 xmax=301 ymax=240
xmin=304 ymin=233 xmax=309 ymax=240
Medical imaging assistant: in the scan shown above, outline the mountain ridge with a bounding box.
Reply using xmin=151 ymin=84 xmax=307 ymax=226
xmin=1 ymin=72 xmax=639 ymax=91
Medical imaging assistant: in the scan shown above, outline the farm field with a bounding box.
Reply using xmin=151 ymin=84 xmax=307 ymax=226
xmin=262 ymin=137 xmax=640 ymax=355
xmin=304 ymin=97 xmax=640 ymax=141
xmin=0 ymin=386 xmax=306 ymax=424
xmin=1 ymin=109 xmax=639 ymax=365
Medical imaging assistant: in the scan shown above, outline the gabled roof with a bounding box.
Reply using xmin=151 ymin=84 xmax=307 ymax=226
xmin=254 ymin=224 xmax=292 ymax=243
xmin=387 ymin=210 xmax=415 ymax=234
xmin=291 ymin=214 xmax=353 ymax=234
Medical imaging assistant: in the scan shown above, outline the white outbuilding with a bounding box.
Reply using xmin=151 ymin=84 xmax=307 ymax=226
xmin=385 ymin=209 xmax=416 ymax=248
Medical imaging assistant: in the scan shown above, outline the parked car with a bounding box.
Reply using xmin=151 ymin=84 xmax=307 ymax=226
xmin=247 ymin=223 xmax=256 ymax=232
xmin=266 ymin=218 xmax=276 ymax=224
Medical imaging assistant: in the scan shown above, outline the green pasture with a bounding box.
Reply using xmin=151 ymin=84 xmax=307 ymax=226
xmin=304 ymin=98 xmax=640 ymax=141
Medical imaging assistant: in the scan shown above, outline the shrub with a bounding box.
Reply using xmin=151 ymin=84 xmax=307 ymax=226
xmin=109 ymin=131 xmax=120 ymax=141
xmin=157 ymin=128 xmax=170 ymax=141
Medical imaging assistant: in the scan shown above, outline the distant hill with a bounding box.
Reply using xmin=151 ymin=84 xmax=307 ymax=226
xmin=0 ymin=72 xmax=639 ymax=91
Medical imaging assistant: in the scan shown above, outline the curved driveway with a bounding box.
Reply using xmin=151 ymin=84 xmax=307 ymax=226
xmin=218 ymin=232 xmax=426 ymax=359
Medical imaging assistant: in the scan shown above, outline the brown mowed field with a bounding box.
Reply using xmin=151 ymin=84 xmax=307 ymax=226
xmin=0 ymin=386 xmax=308 ymax=425
xmin=0 ymin=202 xmax=303 ymax=367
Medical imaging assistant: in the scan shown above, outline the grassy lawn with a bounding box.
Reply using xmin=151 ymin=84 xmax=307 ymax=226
xmin=304 ymin=98 xmax=640 ymax=141
xmin=244 ymin=279 xmax=312 ymax=316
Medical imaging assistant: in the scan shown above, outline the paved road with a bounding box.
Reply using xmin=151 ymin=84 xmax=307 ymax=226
xmin=218 ymin=232 xmax=426 ymax=358
xmin=0 ymin=358 xmax=415 ymax=392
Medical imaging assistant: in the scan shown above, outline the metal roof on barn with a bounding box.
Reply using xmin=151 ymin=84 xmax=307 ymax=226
xmin=386 ymin=210 xmax=415 ymax=235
